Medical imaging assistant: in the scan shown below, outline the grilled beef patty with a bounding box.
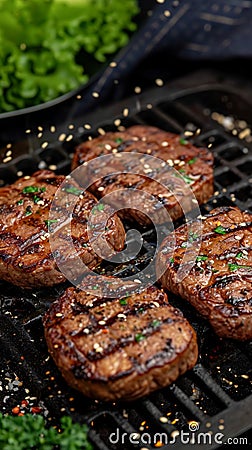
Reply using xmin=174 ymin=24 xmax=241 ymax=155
xmin=0 ymin=170 xmax=125 ymax=288
xmin=43 ymin=281 xmax=198 ymax=401
xmin=72 ymin=125 xmax=214 ymax=225
xmin=157 ymin=206 xmax=252 ymax=340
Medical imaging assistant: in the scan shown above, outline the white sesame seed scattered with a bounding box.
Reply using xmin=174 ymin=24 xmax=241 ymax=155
xmin=92 ymin=92 xmax=99 ymax=98
xmin=98 ymin=128 xmax=106 ymax=135
xmin=95 ymin=347 xmax=103 ymax=353
xmin=174 ymin=159 xmax=180 ymax=164
xmin=41 ymin=142 xmax=48 ymax=149
xmin=155 ymin=78 xmax=164 ymax=87
xmin=38 ymin=132 xmax=43 ymax=138
xmin=234 ymin=235 xmax=242 ymax=240
xmin=112 ymin=148 xmax=118 ymax=153
xmin=50 ymin=125 xmax=56 ymax=133
xmin=17 ymin=171 xmax=23 ymax=177
xmin=56 ymin=313 xmax=63 ymax=317
xmin=98 ymin=320 xmax=106 ymax=326
xmin=118 ymin=313 xmax=126 ymax=319
xmin=66 ymin=134 xmax=73 ymax=142
xmin=83 ymin=328 xmax=90 ymax=334
xmin=93 ymin=343 xmax=100 ymax=349
xmin=26 ymin=129 xmax=31 ymax=134
xmin=76 ymin=95 xmax=82 ymax=99
xmin=109 ymin=61 xmax=117 ymax=68
xmin=58 ymin=133 xmax=66 ymax=142
xmin=160 ymin=416 xmax=168 ymax=423
xmin=134 ymin=86 xmax=141 ymax=94
xmin=164 ymin=10 xmax=171 ymax=17
xmin=98 ymin=186 xmax=105 ymax=191
xmin=134 ymin=279 xmax=141 ymax=284
xmin=178 ymin=161 xmax=185 ymax=166
xmin=38 ymin=161 xmax=46 ymax=170
xmin=49 ymin=165 xmax=57 ymax=171
xmin=157 ymin=0 xmax=165 ymax=3
xmin=166 ymin=159 xmax=174 ymax=166
xmin=184 ymin=130 xmax=193 ymax=136
xmin=24 ymin=176 xmax=31 ymax=180
xmin=6 ymin=150 xmax=12 ymax=157
xmin=123 ymin=108 xmax=129 ymax=117
xmin=68 ymin=124 xmax=74 ymax=129
xmin=192 ymin=199 xmax=198 ymax=204
xmin=105 ymin=144 xmax=112 ymax=150
xmin=3 ymin=157 xmax=12 ymax=163
xmin=144 ymin=164 xmax=150 ymax=169
xmin=161 ymin=141 xmax=169 ymax=147
xmin=38 ymin=126 xmax=43 ymax=131
xmin=115 ymin=153 xmax=122 ymax=157
xmin=84 ymin=123 xmax=91 ymax=130
xmin=146 ymin=103 xmax=152 ymax=109
xmin=152 ymin=301 xmax=160 ymax=308
xmin=114 ymin=119 xmax=121 ymax=126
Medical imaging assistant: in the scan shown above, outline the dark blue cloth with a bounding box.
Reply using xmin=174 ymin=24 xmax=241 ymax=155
xmin=74 ymin=0 xmax=252 ymax=115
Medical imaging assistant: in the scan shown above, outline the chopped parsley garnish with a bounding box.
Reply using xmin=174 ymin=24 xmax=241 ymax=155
xmin=151 ymin=319 xmax=161 ymax=328
xmin=63 ymin=185 xmax=83 ymax=196
xmin=0 ymin=413 xmax=93 ymax=450
xmin=214 ymin=225 xmax=227 ymax=235
xmin=120 ymin=298 xmax=128 ymax=305
xmin=174 ymin=171 xmax=193 ymax=184
xmin=236 ymin=252 xmax=247 ymax=259
xmin=44 ymin=219 xmax=58 ymax=228
xmin=135 ymin=332 xmax=145 ymax=342
xmin=169 ymin=257 xmax=174 ymax=263
xmin=181 ymin=242 xmax=187 ymax=248
xmin=92 ymin=285 xmax=99 ymax=290
xmin=179 ymin=138 xmax=189 ymax=145
xmin=33 ymin=195 xmax=41 ymax=204
xmin=189 ymin=231 xmax=199 ymax=242
xmin=115 ymin=138 xmax=123 ymax=144
xmin=196 ymin=255 xmax=208 ymax=262
xmin=24 ymin=209 xmax=32 ymax=216
xmin=22 ymin=186 xmax=46 ymax=194
xmin=93 ymin=203 xmax=105 ymax=213
xmin=17 ymin=199 xmax=23 ymax=205
xmin=228 ymin=263 xmax=252 ymax=272
xmin=188 ymin=157 xmax=197 ymax=165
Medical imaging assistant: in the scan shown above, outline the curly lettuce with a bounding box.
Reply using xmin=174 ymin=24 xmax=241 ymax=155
xmin=0 ymin=0 xmax=138 ymax=112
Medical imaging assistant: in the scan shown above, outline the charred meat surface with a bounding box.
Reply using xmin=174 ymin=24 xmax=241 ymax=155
xmin=72 ymin=125 xmax=214 ymax=225
xmin=43 ymin=281 xmax=198 ymax=401
xmin=157 ymin=206 xmax=252 ymax=340
xmin=0 ymin=170 xmax=125 ymax=288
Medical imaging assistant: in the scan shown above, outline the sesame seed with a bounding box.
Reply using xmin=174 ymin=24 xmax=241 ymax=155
xmin=98 ymin=186 xmax=105 ymax=191
xmin=6 ymin=150 xmax=12 ymax=157
xmin=110 ymin=61 xmax=117 ymax=67
xmin=178 ymin=161 xmax=185 ymax=166
xmin=166 ymin=159 xmax=174 ymax=166
xmin=50 ymin=125 xmax=56 ymax=133
xmin=156 ymin=0 xmax=165 ymax=3
xmin=184 ymin=130 xmax=193 ymax=136
xmin=161 ymin=141 xmax=169 ymax=147
xmin=83 ymin=328 xmax=89 ymax=334
xmin=174 ymin=159 xmax=180 ymax=164
xmin=134 ymin=86 xmax=141 ymax=94
xmin=123 ymin=108 xmax=129 ymax=117
xmin=159 ymin=416 xmax=168 ymax=423
xmin=41 ymin=142 xmax=48 ymax=149
xmin=92 ymin=92 xmax=99 ymax=98
xmin=155 ymin=78 xmax=164 ymax=86
xmin=76 ymin=95 xmax=82 ymax=99
xmin=84 ymin=123 xmax=91 ymax=130
xmin=95 ymin=346 xmax=103 ymax=353
xmin=66 ymin=134 xmax=73 ymax=142
xmin=38 ymin=132 xmax=43 ymax=138
xmin=147 ymin=103 xmax=152 ymax=109
xmin=98 ymin=128 xmax=106 ymax=135
xmin=192 ymin=199 xmax=198 ymax=204
xmin=56 ymin=313 xmax=63 ymax=317
xmin=241 ymin=374 xmax=249 ymax=379
xmin=114 ymin=119 xmax=121 ymax=126
xmin=17 ymin=171 xmax=23 ymax=177
xmin=54 ymin=344 xmax=59 ymax=348
xmin=118 ymin=313 xmax=126 ymax=319
xmin=98 ymin=320 xmax=106 ymax=326
xmin=112 ymin=148 xmax=118 ymax=153
xmin=105 ymin=144 xmax=112 ymax=150
xmin=49 ymin=165 xmax=57 ymax=171
xmin=26 ymin=129 xmax=31 ymax=134
xmin=93 ymin=343 xmax=100 ymax=349
xmin=24 ymin=176 xmax=31 ymax=180
xmin=3 ymin=157 xmax=12 ymax=163
xmin=58 ymin=133 xmax=66 ymax=141
xmin=164 ymin=10 xmax=171 ymax=16
xmin=152 ymin=301 xmax=160 ymax=307
xmin=234 ymin=235 xmax=242 ymax=240
xmin=134 ymin=279 xmax=141 ymax=284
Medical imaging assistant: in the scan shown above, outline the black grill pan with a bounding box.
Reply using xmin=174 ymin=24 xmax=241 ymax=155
xmin=0 ymin=70 xmax=251 ymax=449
